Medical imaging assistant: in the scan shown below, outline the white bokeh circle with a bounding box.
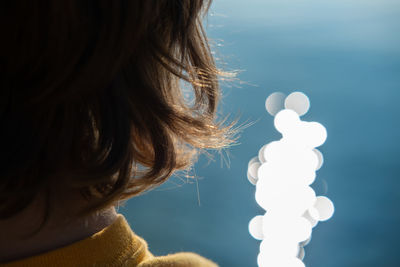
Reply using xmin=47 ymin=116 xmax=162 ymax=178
xmin=266 ymin=92 xmax=286 ymax=116
xmin=284 ymin=91 xmax=310 ymax=116
xmin=249 ymin=215 xmax=264 ymax=240
xmin=314 ymin=196 xmax=335 ymax=221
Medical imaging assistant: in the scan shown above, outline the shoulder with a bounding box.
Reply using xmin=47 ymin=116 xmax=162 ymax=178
xmin=135 ymin=252 xmax=219 ymax=267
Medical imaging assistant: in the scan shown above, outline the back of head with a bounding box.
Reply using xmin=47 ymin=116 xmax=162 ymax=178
xmin=0 ymin=0 xmax=234 ymax=220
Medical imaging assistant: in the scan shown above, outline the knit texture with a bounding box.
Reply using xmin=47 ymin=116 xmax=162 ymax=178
xmin=1 ymin=215 xmax=218 ymax=267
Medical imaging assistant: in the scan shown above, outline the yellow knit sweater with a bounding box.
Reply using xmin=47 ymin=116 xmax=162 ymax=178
xmin=1 ymin=215 xmax=218 ymax=267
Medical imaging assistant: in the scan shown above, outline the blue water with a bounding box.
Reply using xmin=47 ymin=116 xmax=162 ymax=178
xmin=122 ymin=1 xmax=400 ymax=266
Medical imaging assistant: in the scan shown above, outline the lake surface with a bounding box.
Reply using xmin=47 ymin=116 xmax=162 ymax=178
xmin=123 ymin=1 xmax=400 ymax=266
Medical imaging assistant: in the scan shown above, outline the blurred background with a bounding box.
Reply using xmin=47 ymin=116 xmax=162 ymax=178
xmin=121 ymin=0 xmax=400 ymax=266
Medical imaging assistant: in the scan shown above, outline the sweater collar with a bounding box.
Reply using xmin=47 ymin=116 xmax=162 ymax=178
xmin=2 ymin=215 xmax=151 ymax=267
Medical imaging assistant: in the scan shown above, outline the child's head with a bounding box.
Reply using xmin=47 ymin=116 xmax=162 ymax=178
xmin=0 ymin=1 xmax=234 ymax=220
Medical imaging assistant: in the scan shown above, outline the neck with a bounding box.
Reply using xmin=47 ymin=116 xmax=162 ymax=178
xmin=0 ymin=193 xmax=117 ymax=263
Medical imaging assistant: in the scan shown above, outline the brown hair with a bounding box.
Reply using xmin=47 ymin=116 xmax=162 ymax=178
xmin=0 ymin=0 xmax=235 ymax=219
